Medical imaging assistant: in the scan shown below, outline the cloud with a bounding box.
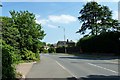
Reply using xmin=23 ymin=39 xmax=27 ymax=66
xmin=35 ymin=14 xmax=49 ymax=25
xmin=48 ymin=14 xmax=77 ymax=24
xmin=36 ymin=14 xmax=77 ymax=25
xmin=47 ymin=24 xmax=57 ymax=28
xmin=35 ymin=14 xmax=77 ymax=29
xmin=36 ymin=19 xmax=49 ymax=25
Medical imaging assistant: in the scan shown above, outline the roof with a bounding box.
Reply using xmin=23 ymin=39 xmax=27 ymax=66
xmin=57 ymin=41 xmax=66 ymax=45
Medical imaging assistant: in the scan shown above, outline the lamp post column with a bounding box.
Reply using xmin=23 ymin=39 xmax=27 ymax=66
xmin=58 ymin=26 xmax=66 ymax=53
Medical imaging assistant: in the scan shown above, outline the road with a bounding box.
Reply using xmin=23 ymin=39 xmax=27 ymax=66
xmin=26 ymin=53 xmax=119 ymax=80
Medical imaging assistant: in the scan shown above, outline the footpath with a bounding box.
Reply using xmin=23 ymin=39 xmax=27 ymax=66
xmin=16 ymin=62 xmax=36 ymax=79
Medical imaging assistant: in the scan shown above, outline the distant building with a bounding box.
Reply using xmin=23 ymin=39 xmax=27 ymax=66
xmin=57 ymin=39 xmax=75 ymax=47
xmin=66 ymin=40 xmax=75 ymax=47
xmin=57 ymin=41 xmax=66 ymax=47
xmin=44 ymin=46 xmax=49 ymax=50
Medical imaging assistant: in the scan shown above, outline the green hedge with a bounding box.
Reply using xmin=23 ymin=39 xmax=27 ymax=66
xmin=77 ymin=32 xmax=120 ymax=55
xmin=2 ymin=40 xmax=21 ymax=79
xmin=56 ymin=46 xmax=80 ymax=53
xmin=48 ymin=47 xmax=56 ymax=53
xmin=21 ymin=48 xmax=39 ymax=61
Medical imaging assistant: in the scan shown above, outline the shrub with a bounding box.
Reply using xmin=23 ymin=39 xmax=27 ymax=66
xmin=35 ymin=50 xmax=40 ymax=61
xmin=77 ymin=32 xmax=120 ymax=55
xmin=42 ymin=49 xmax=48 ymax=53
xmin=48 ymin=47 xmax=56 ymax=53
xmin=21 ymin=48 xmax=37 ymax=61
xmin=2 ymin=40 xmax=20 ymax=79
xmin=56 ymin=47 xmax=65 ymax=53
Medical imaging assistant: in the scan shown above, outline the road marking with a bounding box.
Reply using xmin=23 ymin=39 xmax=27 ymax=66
xmin=55 ymin=61 xmax=77 ymax=78
xmin=87 ymin=63 xmax=118 ymax=74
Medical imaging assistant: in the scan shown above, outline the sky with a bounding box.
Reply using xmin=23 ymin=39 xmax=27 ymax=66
xmin=1 ymin=0 xmax=119 ymax=44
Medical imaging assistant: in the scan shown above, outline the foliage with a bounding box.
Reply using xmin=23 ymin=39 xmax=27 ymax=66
xmin=9 ymin=10 xmax=46 ymax=54
xmin=2 ymin=40 xmax=21 ymax=79
xmin=1 ymin=10 xmax=46 ymax=78
xmin=21 ymin=48 xmax=37 ymax=61
xmin=77 ymin=1 xmax=119 ymax=35
xmin=42 ymin=49 xmax=48 ymax=53
xmin=77 ymin=31 xmax=120 ymax=54
xmin=48 ymin=47 xmax=56 ymax=53
xmin=56 ymin=47 xmax=80 ymax=54
xmin=2 ymin=17 xmax=20 ymax=49
xmin=2 ymin=10 xmax=46 ymax=61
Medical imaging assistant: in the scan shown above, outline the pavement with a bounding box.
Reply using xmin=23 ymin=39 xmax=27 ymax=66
xmin=17 ymin=53 xmax=119 ymax=80
xmin=16 ymin=62 xmax=36 ymax=78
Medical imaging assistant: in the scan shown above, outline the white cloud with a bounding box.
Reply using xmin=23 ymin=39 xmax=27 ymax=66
xmin=36 ymin=19 xmax=49 ymax=25
xmin=35 ymin=14 xmax=77 ymax=29
xmin=36 ymin=14 xmax=77 ymax=25
xmin=48 ymin=14 xmax=77 ymax=24
xmin=35 ymin=14 xmax=49 ymax=25
xmin=47 ymin=24 xmax=57 ymax=28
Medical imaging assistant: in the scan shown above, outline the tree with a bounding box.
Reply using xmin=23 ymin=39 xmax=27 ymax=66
xmin=2 ymin=17 xmax=20 ymax=49
xmin=1 ymin=10 xmax=46 ymax=79
xmin=9 ymin=10 xmax=46 ymax=53
xmin=77 ymin=1 xmax=119 ymax=35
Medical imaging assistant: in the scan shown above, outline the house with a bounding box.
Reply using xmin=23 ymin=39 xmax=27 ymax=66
xmin=57 ymin=41 xmax=66 ymax=47
xmin=44 ymin=45 xmax=50 ymax=50
xmin=66 ymin=40 xmax=75 ymax=47
xmin=57 ymin=39 xmax=75 ymax=47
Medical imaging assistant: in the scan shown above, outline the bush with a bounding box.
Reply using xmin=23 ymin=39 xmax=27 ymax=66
xmin=2 ymin=40 xmax=21 ymax=79
xmin=42 ymin=49 xmax=48 ymax=53
xmin=48 ymin=47 xmax=56 ymax=53
xmin=56 ymin=46 xmax=80 ymax=53
xmin=77 ymin=32 xmax=120 ymax=55
xmin=21 ymin=48 xmax=37 ymax=61
xmin=35 ymin=51 xmax=40 ymax=61
xmin=56 ymin=47 xmax=65 ymax=53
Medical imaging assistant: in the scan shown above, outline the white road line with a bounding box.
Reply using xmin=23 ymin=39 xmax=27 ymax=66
xmin=55 ymin=61 xmax=77 ymax=78
xmin=87 ymin=63 xmax=118 ymax=74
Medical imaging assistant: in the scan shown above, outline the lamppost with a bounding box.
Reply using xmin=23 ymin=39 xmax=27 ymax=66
xmin=58 ymin=26 xmax=66 ymax=53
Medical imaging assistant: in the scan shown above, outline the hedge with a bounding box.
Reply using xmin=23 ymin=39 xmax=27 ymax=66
xmin=56 ymin=46 xmax=80 ymax=54
xmin=2 ymin=40 xmax=21 ymax=79
xmin=77 ymin=32 xmax=120 ymax=55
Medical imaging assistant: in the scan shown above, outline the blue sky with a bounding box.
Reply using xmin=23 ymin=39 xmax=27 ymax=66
xmin=2 ymin=1 xmax=118 ymax=44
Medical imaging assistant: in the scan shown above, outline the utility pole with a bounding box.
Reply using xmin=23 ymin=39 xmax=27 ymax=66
xmin=58 ymin=26 xmax=66 ymax=53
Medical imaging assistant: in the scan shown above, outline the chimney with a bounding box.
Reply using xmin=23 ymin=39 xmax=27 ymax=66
xmin=67 ymin=39 xmax=69 ymax=42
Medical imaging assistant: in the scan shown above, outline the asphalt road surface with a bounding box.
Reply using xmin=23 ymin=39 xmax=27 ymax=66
xmin=26 ymin=53 xmax=120 ymax=80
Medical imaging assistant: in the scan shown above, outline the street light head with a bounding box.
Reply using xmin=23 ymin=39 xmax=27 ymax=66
xmin=0 ymin=5 xmax=2 ymax=7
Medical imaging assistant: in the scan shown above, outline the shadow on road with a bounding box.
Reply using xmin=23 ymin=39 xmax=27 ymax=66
xmin=67 ymin=75 xmax=120 ymax=80
xmin=59 ymin=55 xmax=119 ymax=60
xmin=77 ymin=75 xmax=120 ymax=80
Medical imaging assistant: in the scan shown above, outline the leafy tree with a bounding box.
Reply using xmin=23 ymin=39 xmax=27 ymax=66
xmin=2 ymin=17 xmax=20 ymax=49
xmin=1 ymin=10 xmax=46 ymax=79
xmin=47 ymin=43 xmax=51 ymax=46
xmin=9 ymin=10 xmax=46 ymax=53
xmin=77 ymin=1 xmax=119 ymax=35
xmin=2 ymin=10 xmax=46 ymax=61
